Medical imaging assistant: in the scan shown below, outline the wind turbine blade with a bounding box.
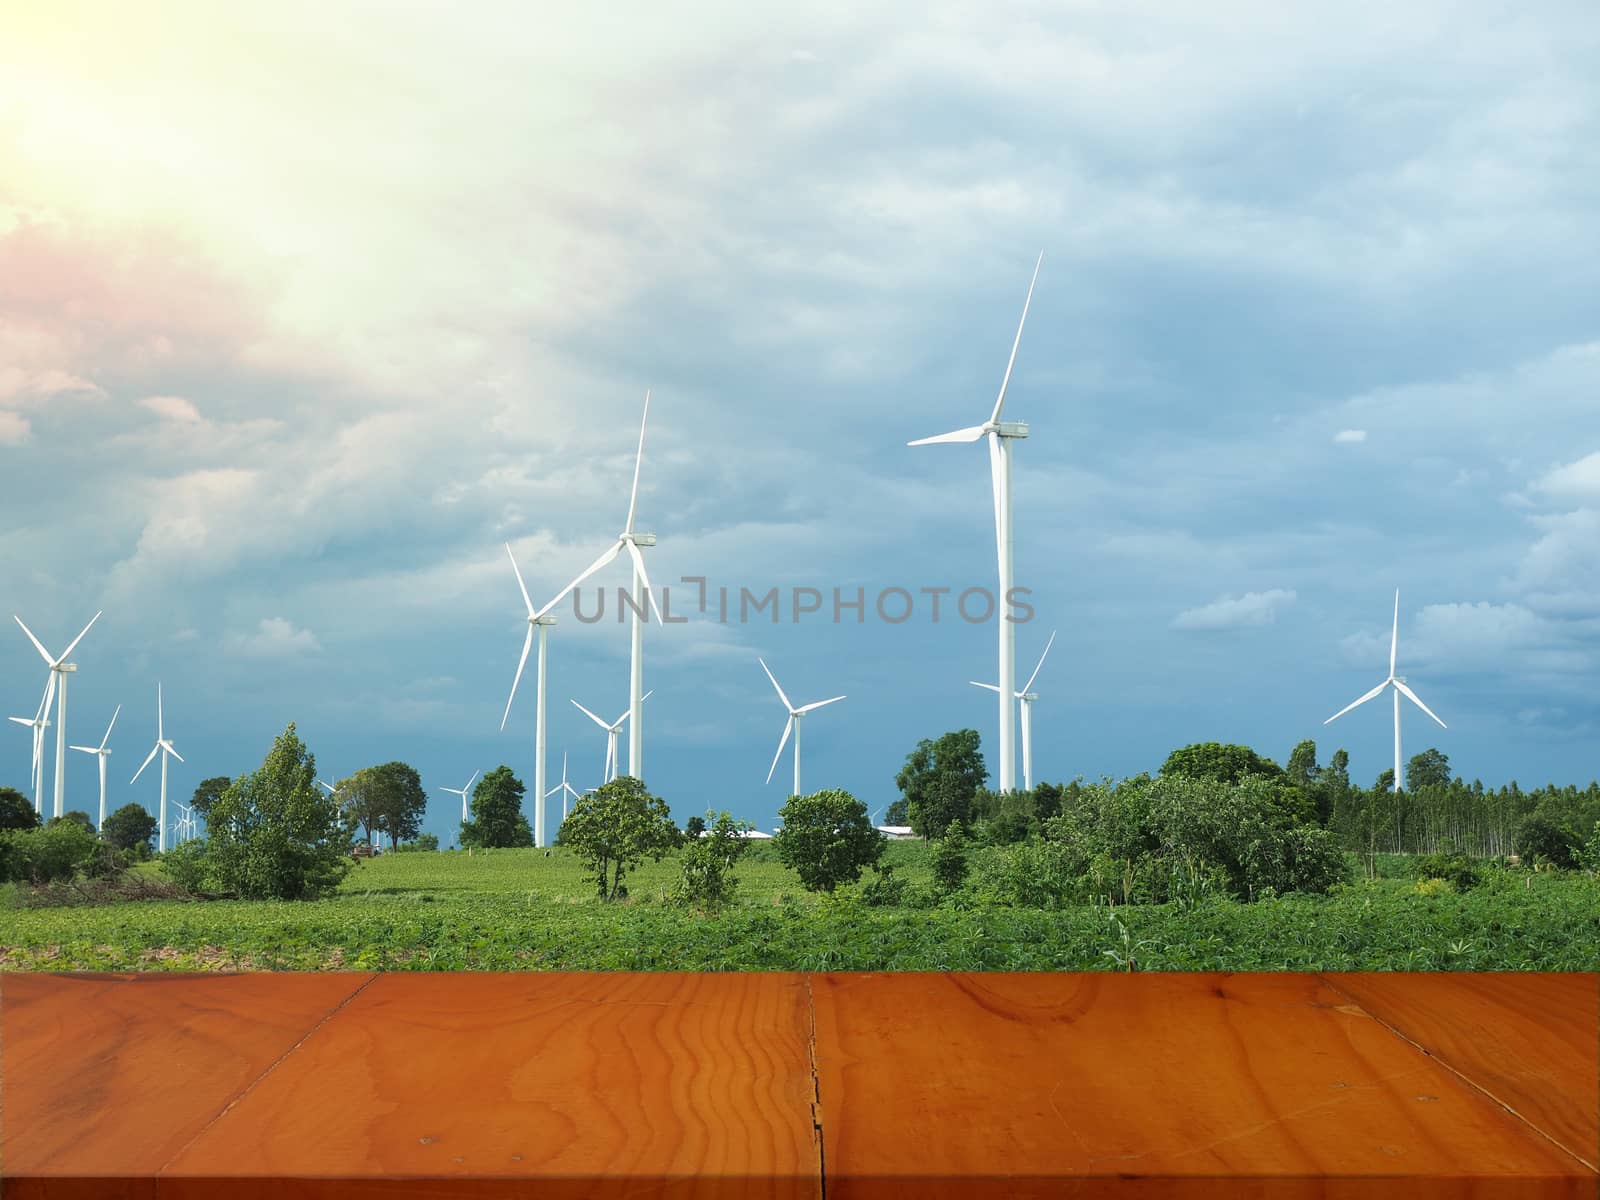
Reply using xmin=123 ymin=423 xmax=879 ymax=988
xmin=987 ymin=432 xmax=1004 ymax=572
xmin=8 ymin=717 xmax=34 ymax=727
xmin=69 ymin=744 xmax=98 ymax=754
xmin=624 ymin=389 xmax=650 ymax=535
xmin=100 ymin=703 xmax=121 ymax=749
xmin=13 ymin=616 xmax=54 ymax=666
xmin=624 ymin=538 xmax=665 ymax=626
xmin=465 ymin=769 xmax=479 ymax=794
xmin=571 ymin=699 xmax=612 ymax=731
xmin=1323 ymin=680 xmax=1390 ymax=725
xmin=1390 ymin=589 xmax=1399 ymax=679
xmin=766 ymin=716 xmax=794 ymax=785
xmin=758 ymin=657 xmax=793 ymax=711
xmin=35 ymin=672 xmax=55 ymax=723
xmin=1022 ymin=630 xmax=1057 ymax=693
xmin=538 ymin=540 xmax=624 ymax=619
xmin=1394 ymin=679 xmax=1448 ymax=729
xmin=317 ymin=780 xmax=335 ymax=794
xmin=641 ymin=689 xmax=654 ymax=704
xmin=500 ymin=625 xmax=535 ymax=731
xmin=58 ymin=611 xmax=102 ymax=663
xmin=131 ymin=743 xmax=160 ymax=784
xmin=970 ymin=681 xmax=1002 ymax=693
xmin=505 ymin=543 xmax=536 ymax=615
xmin=157 ymin=683 xmax=164 ymax=742
xmin=796 ymin=695 xmax=846 ymax=714
xmin=907 ymin=425 xmax=988 ymax=447
xmin=164 ymin=742 xmax=184 ymax=764
xmin=989 ymin=250 xmax=1043 ymax=425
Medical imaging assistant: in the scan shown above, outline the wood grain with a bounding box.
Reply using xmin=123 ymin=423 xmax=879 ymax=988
xmin=809 ymin=972 xmax=1596 ymax=1198
xmin=1321 ymin=972 xmax=1599 ymax=1167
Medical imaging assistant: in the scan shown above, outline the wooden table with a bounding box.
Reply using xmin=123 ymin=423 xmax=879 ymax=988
xmin=3 ymin=972 xmax=1594 ymax=1197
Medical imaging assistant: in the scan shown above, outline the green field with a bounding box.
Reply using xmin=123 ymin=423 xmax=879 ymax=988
xmin=3 ymin=843 xmax=1598 ymax=972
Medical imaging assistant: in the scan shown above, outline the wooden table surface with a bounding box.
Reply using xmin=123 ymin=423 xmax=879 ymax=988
xmin=3 ymin=971 xmax=1594 ymax=1198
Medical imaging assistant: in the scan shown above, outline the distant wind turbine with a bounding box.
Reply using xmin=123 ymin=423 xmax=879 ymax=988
xmin=971 ymin=630 xmax=1056 ymax=790
xmin=908 ymin=254 xmax=1042 ymax=795
xmin=69 ymin=704 xmax=121 ymax=830
xmin=572 ymin=692 xmax=653 ymax=785
xmin=1324 ymin=589 xmax=1447 ymax=792
xmin=8 ymin=675 xmax=54 ymax=815
xmin=759 ymin=657 xmax=845 ymax=797
xmin=440 ymin=769 xmax=480 ymax=824
xmin=545 ymin=752 xmax=580 ymax=822
xmin=14 ymin=611 xmax=101 ymax=819
xmin=130 ymin=685 xmax=183 ymax=853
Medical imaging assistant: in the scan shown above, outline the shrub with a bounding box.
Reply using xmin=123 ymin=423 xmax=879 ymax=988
xmin=1412 ymin=851 xmax=1483 ymax=892
xmin=1517 ymin=816 xmax=1579 ymax=870
xmin=3 ymin=822 xmax=100 ymax=884
xmin=931 ymin=821 xmax=971 ymax=891
xmin=859 ymin=865 xmax=908 ymax=907
xmin=671 ymin=811 xmax=750 ymax=912
xmin=103 ymin=803 xmax=159 ymax=855
xmin=1412 ymin=876 xmax=1452 ymax=896
xmin=161 ymin=839 xmax=211 ymax=893
xmin=968 ymin=840 xmax=1088 ymax=909
xmin=0 ymin=787 xmax=38 ymax=832
xmin=774 ymin=789 xmax=884 ymax=893
xmin=559 ymin=776 xmax=678 ymax=900
xmin=392 ymin=833 xmax=440 ymax=853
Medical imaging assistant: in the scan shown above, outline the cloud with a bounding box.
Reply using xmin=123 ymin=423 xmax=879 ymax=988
xmin=224 ymin=617 xmax=320 ymax=659
xmin=0 ymin=410 xmax=28 ymax=444
xmin=1531 ymin=450 xmax=1600 ymax=504
xmin=1333 ymin=429 xmax=1367 ymax=443
xmin=140 ymin=395 xmax=202 ymax=423
xmin=1172 ymin=589 xmax=1296 ymax=631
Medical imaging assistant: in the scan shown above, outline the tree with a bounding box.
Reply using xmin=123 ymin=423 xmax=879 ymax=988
xmin=774 ymin=788 xmax=884 ymax=893
xmin=48 ymin=810 xmax=95 ymax=834
xmin=897 ymin=730 xmax=987 ymax=839
xmin=559 ymin=775 xmax=677 ymax=900
xmin=1375 ymin=768 xmax=1396 ymax=793
xmin=1285 ymin=740 xmax=1320 ymax=789
xmin=190 ymin=776 xmax=231 ymax=820
xmin=1 ymin=821 xmax=99 ymax=884
xmin=684 ymin=814 xmax=707 ymax=839
xmin=884 ymin=798 xmax=909 ymax=825
xmin=460 ymin=766 xmax=532 ymax=849
xmin=205 ymin=723 xmax=356 ymax=900
xmin=1160 ymin=743 xmax=1285 ymax=786
xmin=352 ymin=762 xmax=428 ymax=848
xmin=672 ymin=810 xmax=752 ymax=911
xmin=1407 ymin=748 xmax=1451 ymax=792
xmin=931 ymin=820 xmax=971 ymax=891
xmin=0 ymin=787 xmax=38 ymax=832
xmin=102 ymin=803 xmax=159 ymax=855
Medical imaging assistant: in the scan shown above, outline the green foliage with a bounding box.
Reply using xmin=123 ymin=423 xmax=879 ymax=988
xmin=775 ymin=789 xmax=884 ymax=893
xmin=1582 ymin=822 xmax=1600 ymax=873
xmin=1160 ymin=742 xmax=1285 ymax=786
xmin=1406 ymin=748 xmax=1451 ymax=792
xmin=966 ymin=839 xmax=1088 ymax=909
xmin=160 ymin=839 xmax=211 ymax=893
xmin=0 ymin=787 xmax=39 ymax=832
xmin=897 ymin=729 xmax=986 ymax=839
xmin=391 ymin=832 xmax=439 ymax=853
xmin=1516 ymin=815 xmax=1578 ymax=870
xmin=560 ymin=776 xmax=677 ymax=900
xmin=460 ymin=766 xmax=533 ymax=849
xmin=341 ymin=762 xmax=428 ymax=848
xmin=930 ymin=820 xmax=971 ymax=891
xmin=883 ymin=798 xmax=908 ymax=826
xmin=48 ymin=810 xmax=95 ymax=834
xmin=969 ymin=788 xmax=1033 ymax=844
xmin=102 ymin=803 xmax=159 ymax=854
xmin=1 ymin=821 xmax=100 ymax=884
xmin=205 ymin=723 xmax=356 ymax=900
xmin=1412 ymin=851 xmax=1483 ymax=892
xmin=671 ymin=811 xmax=751 ymax=912
xmin=190 ymin=776 xmax=231 ymax=820
xmin=683 ymin=815 xmax=706 ymax=839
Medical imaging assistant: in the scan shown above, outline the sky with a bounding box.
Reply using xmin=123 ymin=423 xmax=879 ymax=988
xmin=3 ymin=0 xmax=1600 ymax=845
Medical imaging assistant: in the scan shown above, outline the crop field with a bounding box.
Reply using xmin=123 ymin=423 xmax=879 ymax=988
xmin=3 ymin=844 xmax=1598 ymax=973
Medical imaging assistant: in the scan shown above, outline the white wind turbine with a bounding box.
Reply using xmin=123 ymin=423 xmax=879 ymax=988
xmin=545 ymin=751 xmax=580 ymax=822
xmin=908 ymin=254 xmax=1042 ymax=796
xmin=572 ymin=692 xmax=653 ymax=785
xmin=69 ymin=704 xmax=121 ymax=831
xmin=173 ymin=802 xmax=197 ymax=844
xmin=14 ymin=611 xmax=101 ymax=819
xmin=440 ymin=769 xmax=480 ymax=824
xmin=759 ymin=658 xmax=845 ymax=797
xmin=130 ymin=685 xmax=183 ymax=853
xmin=8 ymin=675 xmax=54 ymax=815
xmin=971 ymin=629 xmax=1056 ymax=791
xmin=1324 ymin=589 xmax=1447 ymax=792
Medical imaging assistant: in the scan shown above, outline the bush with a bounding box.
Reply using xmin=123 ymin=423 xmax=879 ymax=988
xmin=1517 ymin=816 xmax=1579 ymax=870
xmin=392 ymin=833 xmax=440 ymax=853
xmin=931 ymin=821 xmax=971 ymax=891
xmin=0 ymin=787 xmax=38 ymax=832
xmin=1412 ymin=851 xmax=1483 ymax=892
xmin=671 ymin=811 xmax=750 ymax=912
xmin=968 ymin=840 xmax=1088 ymax=909
xmin=2 ymin=822 xmax=100 ymax=885
xmin=560 ymin=776 xmax=678 ymax=900
xmin=103 ymin=803 xmax=159 ymax=855
xmin=859 ymin=865 xmax=909 ymax=907
xmin=774 ymin=789 xmax=884 ymax=893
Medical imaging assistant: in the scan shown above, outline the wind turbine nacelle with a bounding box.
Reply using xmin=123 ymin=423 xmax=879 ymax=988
xmin=634 ymin=532 xmax=657 ymax=547
xmin=57 ymin=663 xmax=79 ymax=674
xmin=995 ymin=421 xmax=1030 ymax=439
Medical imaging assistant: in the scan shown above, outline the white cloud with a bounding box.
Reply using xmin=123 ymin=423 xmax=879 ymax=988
xmin=1172 ymin=589 xmax=1296 ymax=631
xmin=140 ymin=394 xmax=202 ymax=423
xmin=0 ymin=410 xmax=28 ymax=444
xmin=1333 ymin=429 xmax=1367 ymax=443
xmin=1531 ymin=450 xmax=1600 ymax=504
xmin=224 ymin=617 xmax=320 ymax=659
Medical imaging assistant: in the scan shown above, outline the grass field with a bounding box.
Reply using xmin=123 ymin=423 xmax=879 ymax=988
xmin=3 ymin=843 xmax=1598 ymax=972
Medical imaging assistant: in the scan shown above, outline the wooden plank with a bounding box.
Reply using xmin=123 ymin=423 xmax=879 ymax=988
xmin=1322 ymin=972 xmax=1599 ymax=1167
xmin=809 ymin=972 xmax=1596 ymax=1198
xmin=159 ymin=971 xmax=822 ymax=1199
xmin=0 ymin=970 xmax=374 ymax=1193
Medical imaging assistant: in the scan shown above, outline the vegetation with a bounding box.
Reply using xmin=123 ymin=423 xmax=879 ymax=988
xmin=559 ymin=775 xmax=677 ymax=900
xmin=340 ymin=762 xmax=428 ymax=849
xmin=896 ymin=730 xmax=985 ymax=839
xmin=774 ymin=789 xmax=884 ymax=892
xmin=672 ymin=810 xmax=752 ymax=912
xmin=460 ymin=766 xmax=533 ymax=849
xmin=0 ymin=787 xmax=39 ymax=832
xmin=102 ymin=803 xmax=159 ymax=857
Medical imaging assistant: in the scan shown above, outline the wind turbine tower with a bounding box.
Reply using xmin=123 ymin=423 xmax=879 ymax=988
xmin=759 ymin=658 xmax=846 ymax=797
xmin=131 ymin=685 xmax=183 ymax=853
xmin=69 ymin=704 xmax=121 ymax=830
xmin=14 ymin=612 xmax=101 ymax=819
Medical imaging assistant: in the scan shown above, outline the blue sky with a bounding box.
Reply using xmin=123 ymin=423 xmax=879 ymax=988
xmin=3 ymin=1 xmax=1599 ymax=844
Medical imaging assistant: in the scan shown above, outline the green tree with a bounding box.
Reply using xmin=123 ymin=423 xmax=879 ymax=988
xmin=931 ymin=819 xmax=971 ymax=891
xmin=190 ymin=776 xmax=231 ymax=820
xmin=1 ymin=821 xmax=99 ymax=884
xmin=897 ymin=729 xmax=986 ymax=839
xmin=47 ymin=810 xmax=95 ymax=834
xmin=559 ymin=775 xmax=677 ymax=900
xmin=672 ymin=810 xmax=752 ymax=912
xmin=356 ymin=761 xmax=428 ymax=848
xmin=1160 ymin=742 xmax=1285 ymax=786
xmin=774 ymin=788 xmax=884 ymax=893
xmin=684 ymin=814 xmax=707 ymax=839
xmin=1285 ymin=740 xmax=1320 ymax=789
xmin=205 ymin=723 xmax=356 ymax=900
xmin=0 ymin=787 xmax=38 ymax=832
xmin=883 ymin=798 xmax=909 ymax=825
xmin=1406 ymin=748 xmax=1451 ymax=792
xmin=102 ymin=803 xmax=159 ymax=854
xmin=460 ymin=765 xmax=532 ymax=848
xmin=1375 ymin=767 xmax=1396 ymax=793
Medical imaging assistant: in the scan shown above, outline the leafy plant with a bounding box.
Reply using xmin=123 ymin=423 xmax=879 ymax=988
xmin=560 ymin=776 xmax=677 ymax=900
xmin=774 ymin=789 xmax=884 ymax=893
xmin=671 ymin=811 xmax=751 ymax=912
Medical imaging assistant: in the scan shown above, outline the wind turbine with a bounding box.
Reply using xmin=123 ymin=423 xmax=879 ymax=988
xmin=908 ymin=254 xmax=1042 ymax=795
xmin=759 ymin=657 xmax=845 ymax=797
xmin=14 ymin=611 xmax=101 ymax=819
xmin=545 ymin=752 xmax=580 ymax=822
xmin=971 ymin=630 xmax=1056 ymax=790
xmin=1324 ymin=589 xmax=1447 ymax=792
xmin=173 ymin=801 xmax=196 ymax=844
xmin=572 ymin=692 xmax=653 ymax=785
xmin=69 ymin=704 xmax=120 ymax=830
xmin=130 ymin=685 xmax=183 ymax=853
xmin=8 ymin=675 xmax=54 ymax=815
xmin=440 ymin=769 xmax=480 ymax=824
